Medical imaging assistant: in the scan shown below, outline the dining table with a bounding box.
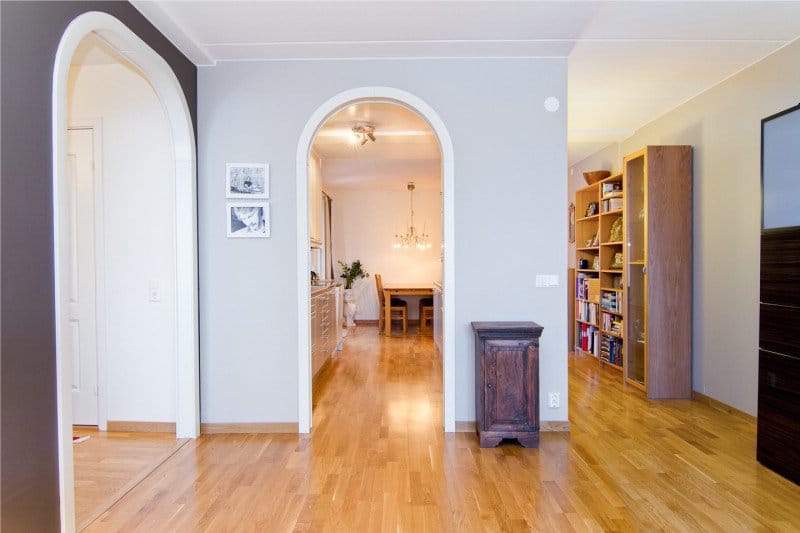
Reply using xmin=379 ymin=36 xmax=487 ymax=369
xmin=382 ymin=282 xmax=435 ymax=336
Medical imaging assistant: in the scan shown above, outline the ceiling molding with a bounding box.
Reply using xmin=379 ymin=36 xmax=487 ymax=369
xmin=130 ymin=0 xmax=215 ymax=65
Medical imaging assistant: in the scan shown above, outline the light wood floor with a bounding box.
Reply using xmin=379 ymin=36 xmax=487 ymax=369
xmin=84 ymin=327 xmax=800 ymax=531
xmin=73 ymin=427 xmax=186 ymax=530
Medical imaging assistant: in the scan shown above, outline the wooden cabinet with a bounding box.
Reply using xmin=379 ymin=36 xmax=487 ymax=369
xmin=758 ymin=226 xmax=800 ymax=484
xmin=311 ymin=285 xmax=343 ymax=378
xmin=623 ymin=146 xmax=692 ymax=398
xmin=433 ymin=282 xmax=443 ymax=354
xmin=472 ymin=322 xmax=543 ymax=448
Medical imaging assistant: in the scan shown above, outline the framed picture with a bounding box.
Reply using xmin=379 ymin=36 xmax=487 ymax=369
xmin=227 ymin=201 xmax=270 ymax=238
xmin=226 ymin=163 xmax=269 ymax=199
xmin=568 ymin=202 xmax=575 ymax=243
xmin=585 ymin=202 xmax=598 ymax=217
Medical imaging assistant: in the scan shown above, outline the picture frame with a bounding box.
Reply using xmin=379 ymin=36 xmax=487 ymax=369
xmin=227 ymin=201 xmax=270 ymax=238
xmin=226 ymin=163 xmax=269 ymax=199
xmin=584 ymin=202 xmax=598 ymax=217
xmin=568 ymin=202 xmax=575 ymax=243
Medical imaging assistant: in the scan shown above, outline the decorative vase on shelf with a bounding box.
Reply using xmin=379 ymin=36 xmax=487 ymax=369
xmin=343 ymin=289 xmax=357 ymax=327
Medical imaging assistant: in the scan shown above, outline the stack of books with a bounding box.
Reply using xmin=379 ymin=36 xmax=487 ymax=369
xmin=578 ymin=301 xmax=598 ymax=324
xmin=600 ymin=335 xmax=623 ymax=366
xmin=602 ymin=197 xmax=623 ymax=213
xmin=601 ymin=312 xmax=623 ymax=334
xmin=601 ymin=182 xmax=622 ymax=197
xmin=576 ymin=273 xmax=600 ymax=301
xmin=601 ymin=290 xmax=622 ymax=313
xmin=577 ymin=323 xmax=599 ymax=356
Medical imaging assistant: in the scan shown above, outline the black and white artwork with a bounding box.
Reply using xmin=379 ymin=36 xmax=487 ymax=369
xmin=227 ymin=202 xmax=270 ymax=238
xmin=226 ymin=163 xmax=269 ymax=199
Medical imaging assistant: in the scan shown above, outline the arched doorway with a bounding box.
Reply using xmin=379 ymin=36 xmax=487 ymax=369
xmin=295 ymin=88 xmax=455 ymax=433
xmin=52 ymin=12 xmax=199 ymax=531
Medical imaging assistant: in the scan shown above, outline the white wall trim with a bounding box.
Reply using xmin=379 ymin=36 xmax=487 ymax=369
xmin=67 ymin=119 xmax=108 ymax=431
xmin=296 ymin=87 xmax=456 ymax=434
xmin=53 ymin=12 xmax=199 ymax=532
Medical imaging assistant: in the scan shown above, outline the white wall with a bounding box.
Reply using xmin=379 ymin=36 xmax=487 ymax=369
xmin=68 ymin=62 xmax=177 ymax=423
xmin=328 ymin=187 xmax=442 ymax=319
xmin=198 ymin=58 xmax=568 ymax=424
xmin=569 ymin=40 xmax=800 ymax=415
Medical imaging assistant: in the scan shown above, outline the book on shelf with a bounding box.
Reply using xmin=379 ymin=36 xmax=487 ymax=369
xmin=578 ymin=301 xmax=599 ymax=324
xmin=600 ymin=334 xmax=624 ymax=366
xmin=602 ymin=197 xmax=623 ymax=213
xmin=576 ymin=273 xmax=600 ymax=302
xmin=600 ymin=290 xmax=623 ymax=313
xmin=601 ymin=183 xmax=622 ymax=197
xmin=577 ymin=323 xmax=600 ymax=356
xmin=601 ymin=312 xmax=623 ymax=334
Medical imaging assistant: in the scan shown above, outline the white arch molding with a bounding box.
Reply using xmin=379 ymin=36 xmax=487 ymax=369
xmin=52 ymin=12 xmax=199 ymax=532
xmin=296 ymin=88 xmax=456 ymax=434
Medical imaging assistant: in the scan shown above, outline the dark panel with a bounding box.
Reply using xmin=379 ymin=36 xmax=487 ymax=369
xmin=0 ymin=2 xmax=196 ymax=530
xmin=487 ymin=341 xmax=527 ymax=426
xmin=761 ymin=226 xmax=800 ymax=307
xmin=757 ymin=350 xmax=800 ymax=485
xmin=760 ymin=303 xmax=800 ymax=358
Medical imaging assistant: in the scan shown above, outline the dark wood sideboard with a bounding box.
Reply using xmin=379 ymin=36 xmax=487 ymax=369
xmin=758 ymin=226 xmax=800 ymax=484
xmin=472 ymin=321 xmax=543 ymax=448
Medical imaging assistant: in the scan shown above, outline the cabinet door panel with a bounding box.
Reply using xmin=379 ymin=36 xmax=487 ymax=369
xmin=484 ymin=340 xmax=537 ymax=431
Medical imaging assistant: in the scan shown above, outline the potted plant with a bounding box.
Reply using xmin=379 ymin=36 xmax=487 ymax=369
xmin=337 ymin=260 xmax=369 ymax=327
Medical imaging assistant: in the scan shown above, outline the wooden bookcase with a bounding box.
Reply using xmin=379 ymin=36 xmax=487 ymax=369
xmin=573 ymin=145 xmax=692 ymax=398
xmin=623 ymin=146 xmax=692 ymax=398
xmin=574 ymin=173 xmax=625 ymax=369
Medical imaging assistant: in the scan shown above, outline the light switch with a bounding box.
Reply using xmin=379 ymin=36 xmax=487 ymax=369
xmin=149 ymin=280 xmax=161 ymax=302
xmin=535 ymin=275 xmax=559 ymax=288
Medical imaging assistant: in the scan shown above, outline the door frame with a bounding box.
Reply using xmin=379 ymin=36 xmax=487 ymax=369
xmin=68 ymin=119 xmax=108 ymax=430
xmin=295 ymin=87 xmax=456 ymax=433
xmin=52 ymin=12 xmax=199 ymax=532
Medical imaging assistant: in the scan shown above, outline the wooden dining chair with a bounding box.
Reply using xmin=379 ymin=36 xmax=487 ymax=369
xmin=375 ymin=274 xmax=407 ymax=334
xmin=419 ymin=297 xmax=434 ymax=334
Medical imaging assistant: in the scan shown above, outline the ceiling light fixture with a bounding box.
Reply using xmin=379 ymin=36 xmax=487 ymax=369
xmin=352 ymin=122 xmax=376 ymax=146
xmin=394 ymin=181 xmax=431 ymax=250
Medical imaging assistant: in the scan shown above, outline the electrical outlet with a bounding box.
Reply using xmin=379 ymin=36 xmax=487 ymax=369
xmin=548 ymin=392 xmax=560 ymax=409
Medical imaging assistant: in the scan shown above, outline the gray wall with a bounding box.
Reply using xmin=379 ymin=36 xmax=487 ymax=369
xmin=198 ymin=58 xmax=569 ymax=424
xmin=0 ymin=2 xmax=196 ymax=530
xmin=570 ymin=40 xmax=800 ymax=415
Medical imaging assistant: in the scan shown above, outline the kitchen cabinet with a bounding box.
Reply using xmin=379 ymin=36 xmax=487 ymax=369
xmin=311 ymin=284 xmax=343 ymax=378
xmin=433 ymin=282 xmax=443 ymax=354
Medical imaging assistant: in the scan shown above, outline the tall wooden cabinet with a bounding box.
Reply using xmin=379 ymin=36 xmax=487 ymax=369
xmin=623 ymin=146 xmax=693 ymax=398
xmin=473 ymin=322 xmax=543 ymax=448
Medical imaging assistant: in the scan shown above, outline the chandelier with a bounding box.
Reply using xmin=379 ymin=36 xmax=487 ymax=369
xmin=351 ymin=122 xmax=376 ymax=146
xmin=394 ymin=182 xmax=431 ymax=250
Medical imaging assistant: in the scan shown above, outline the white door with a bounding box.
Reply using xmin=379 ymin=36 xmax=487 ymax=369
xmin=68 ymin=128 xmax=99 ymax=425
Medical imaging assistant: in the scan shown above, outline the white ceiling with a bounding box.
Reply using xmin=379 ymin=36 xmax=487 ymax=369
xmin=132 ymin=1 xmax=800 ymax=165
xmin=313 ymin=102 xmax=441 ymax=190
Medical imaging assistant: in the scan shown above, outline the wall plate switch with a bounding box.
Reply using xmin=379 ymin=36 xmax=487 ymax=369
xmin=149 ymin=280 xmax=161 ymax=302
xmin=536 ymin=275 xmax=559 ymax=288
xmin=548 ymin=392 xmax=560 ymax=409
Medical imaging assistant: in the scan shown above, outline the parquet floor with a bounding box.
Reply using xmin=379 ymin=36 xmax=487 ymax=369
xmin=84 ymin=326 xmax=800 ymax=531
xmin=73 ymin=427 xmax=186 ymax=530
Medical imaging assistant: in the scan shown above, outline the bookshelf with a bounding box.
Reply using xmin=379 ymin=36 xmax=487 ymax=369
xmin=574 ymin=174 xmax=624 ymax=368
